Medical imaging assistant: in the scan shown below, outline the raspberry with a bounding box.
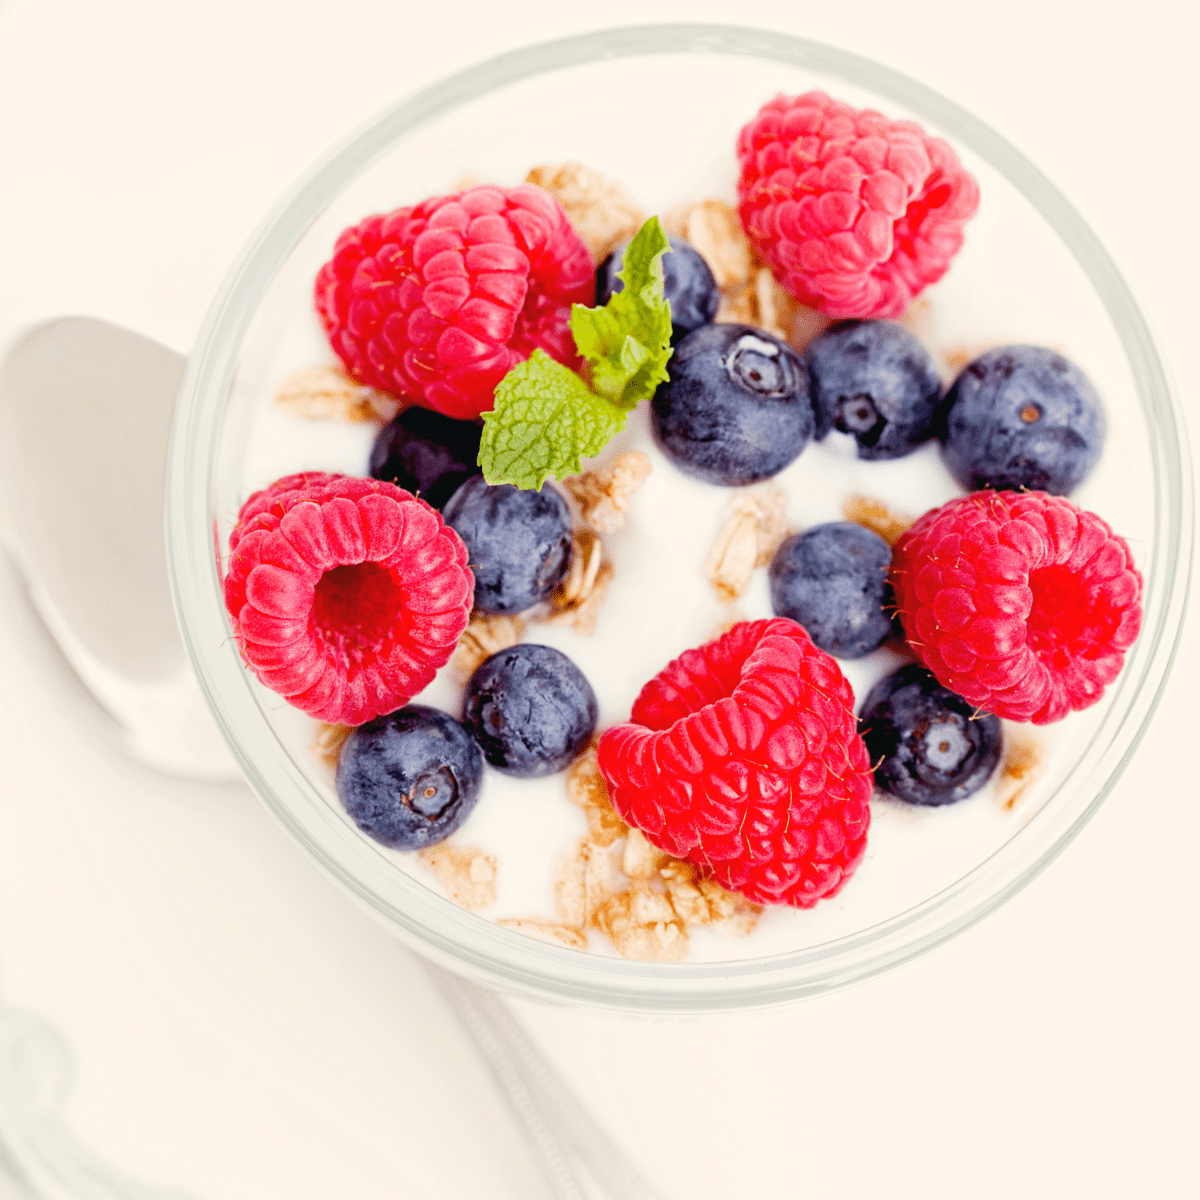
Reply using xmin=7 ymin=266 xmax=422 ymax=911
xmin=891 ymin=491 xmax=1143 ymax=724
xmin=314 ymin=184 xmax=595 ymax=421
xmin=223 ymin=473 xmax=473 ymax=726
xmin=736 ymin=92 xmax=979 ymax=319
xmin=596 ymin=619 xmax=873 ymax=908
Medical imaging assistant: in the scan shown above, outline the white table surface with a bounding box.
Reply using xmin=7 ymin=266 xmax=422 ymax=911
xmin=0 ymin=1 xmax=1197 ymax=1197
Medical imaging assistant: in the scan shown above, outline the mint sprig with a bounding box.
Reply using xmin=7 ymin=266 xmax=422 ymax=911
xmin=480 ymin=216 xmax=672 ymax=488
xmin=478 ymin=351 xmax=627 ymax=491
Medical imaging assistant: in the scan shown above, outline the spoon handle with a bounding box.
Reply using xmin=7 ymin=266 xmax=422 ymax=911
xmin=426 ymin=963 xmax=669 ymax=1200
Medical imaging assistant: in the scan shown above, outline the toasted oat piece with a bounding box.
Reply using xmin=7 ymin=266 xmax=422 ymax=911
xmin=565 ymin=743 xmax=627 ymax=847
xmin=704 ymin=507 xmax=758 ymax=602
xmin=593 ymin=887 xmax=689 ymax=962
xmin=311 ymin=722 xmax=353 ymax=769
xmin=622 ymin=829 xmax=666 ymax=880
xmin=451 ymin=613 xmax=526 ymax=677
xmin=525 ymin=162 xmax=645 ymax=264
xmin=274 ymin=364 xmax=381 ymax=423
xmin=704 ymin=488 xmax=788 ymax=600
xmin=996 ymin=727 xmax=1045 ymax=811
xmin=657 ymin=860 xmax=709 ymax=925
xmin=694 ymin=877 xmax=762 ymax=936
xmin=842 ymin=495 xmax=915 ymax=547
xmin=661 ymin=199 xmax=753 ymax=290
xmin=658 ymin=859 xmax=762 ymax=934
xmin=563 ymin=451 xmax=652 ymax=533
xmin=716 ymin=266 xmax=810 ymax=344
xmin=418 ymin=843 xmax=498 ymax=912
xmin=543 ymin=529 xmax=614 ymax=636
xmin=496 ymin=918 xmax=588 ymax=950
xmin=553 ymin=838 xmax=618 ymax=928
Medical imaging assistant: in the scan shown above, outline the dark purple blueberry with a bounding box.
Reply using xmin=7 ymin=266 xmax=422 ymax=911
xmin=596 ymin=234 xmax=719 ymax=344
xmin=369 ymin=406 xmax=482 ymax=510
xmin=463 ymin=644 xmax=597 ymax=778
xmin=442 ymin=476 xmax=572 ymax=615
xmin=768 ymin=522 xmax=893 ymax=658
xmin=939 ymin=345 xmax=1106 ymax=495
xmin=650 ymin=323 xmax=813 ymax=486
xmin=858 ymin=664 xmax=1002 ymax=806
xmin=805 ymin=319 xmax=943 ymax=459
xmin=336 ymin=705 xmax=484 ymax=849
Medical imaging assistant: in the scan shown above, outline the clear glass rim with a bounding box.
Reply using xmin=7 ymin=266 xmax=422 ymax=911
xmin=166 ymin=23 xmax=1194 ymax=1012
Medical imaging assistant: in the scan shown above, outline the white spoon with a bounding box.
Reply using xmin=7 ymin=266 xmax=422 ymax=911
xmin=0 ymin=316 xmax=667 ymax=1200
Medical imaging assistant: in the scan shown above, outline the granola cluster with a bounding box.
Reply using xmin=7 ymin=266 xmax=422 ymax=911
xmin=503 ymin=742 xmax=763 ymax=961
xmin=662 ymin=198 xmax=829 ymax=348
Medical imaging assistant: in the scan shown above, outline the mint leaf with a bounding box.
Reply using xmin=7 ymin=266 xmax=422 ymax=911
xmin=479 ymin=350 xmax=627 ymax=490
xmin=570 ymin=215 xmax=672 ymax=407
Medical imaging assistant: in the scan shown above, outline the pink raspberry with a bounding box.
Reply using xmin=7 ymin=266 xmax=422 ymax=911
xmin=891 ymin=491 xmax=1143 ymax=724
xmin=223 ymin=473 xmax=473 ymax=726
xmin=313 ymin=184 xmax=594 ymax=421
xmin=736 ymin=92 xmax=979 ymax=319
xmin=597 ymin=619 xmax=873 ymax=908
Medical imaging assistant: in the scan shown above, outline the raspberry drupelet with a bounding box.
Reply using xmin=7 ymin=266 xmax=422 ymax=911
xmin=597 ymin=619 xmax=873 ymax=908
xmin=737 ymin=91 xmax=979 ymax=319
xmin=314 ymin=184 xmax=595 ymax=420
xmin=223 ymin=473 xmax=474 ymax=726
xmin=890 ymin=490 xmax=1143 ymax=724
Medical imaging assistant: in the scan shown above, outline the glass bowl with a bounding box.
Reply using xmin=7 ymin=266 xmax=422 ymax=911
xmin=165 ymin=24 xmax=1193 ymax=1013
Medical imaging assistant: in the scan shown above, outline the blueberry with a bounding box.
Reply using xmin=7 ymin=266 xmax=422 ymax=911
xmin=335 ymin=705 xmax=484 ymax=849
xmin=858 ymin=664 xmax=1002 ymax=806
xmin=940 ymin=345 xmax=1106 ymax=495
xmin=650 ymin=324 xmax=814 ymax=486
xmin=596 ymin=235 xmax=719 ymax=345
xmin=369 ymin=406 xmax=482 ymax=511
xmin=463 ymin=644 xmax=598 ymax=777
xmin=442 ymin=475 xmax=572 ymax=614
xmin=805 ymin=320 xmax=943 ymax=459
xmin=768 ymin=523 xmax=893 ymax=658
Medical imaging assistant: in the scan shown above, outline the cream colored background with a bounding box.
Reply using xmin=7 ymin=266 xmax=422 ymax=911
xmin=0 ymin=0 xmax=1197 ymax=1197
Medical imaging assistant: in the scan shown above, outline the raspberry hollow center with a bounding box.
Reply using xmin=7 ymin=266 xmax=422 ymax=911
xmin=312 ymin=562 xmax=404 ymax=657
xmin=1025 ymin=564 xmax=1106 ymax=668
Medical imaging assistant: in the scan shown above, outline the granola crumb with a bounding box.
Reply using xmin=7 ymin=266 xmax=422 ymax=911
xmin=418 ymin=843 xmax=498 ymax=912
xmin=705 ymin=487 xmax=788 ymax=600
xmin=592 ymin=888 xmax=689 ymax=962
xmin=563 ymin=451 xmax=652 ymax=533
xmin=274 ymin=364 xmax=380 ymax=423
xmin=661 ymin=198 xmax=753 ymax=290
xmin=525 ymin=162 xmax=644 ymax=264
xmin=996 ymin=727 xmax=1045 ymax=811
xmin=311 ymin=722 xmax=353 ymax=769
xmin=715 ymin=267 xmax=800 ymax=342
xmin=621 ymin=829 xmax=666 ymax=880
xmin=553 ymin=838 xmax=617 ymax=928
xmin=842 ymin=495 xmax=915 ymax=547
xmin=565 ymin=742 xmax=628 ymax=847
xmin=451 ymin=613 xmax=526 ymax=677
xmin=658 ymin=859 xmax=761 ymax=934
xmin=543 ymin=529 xmax=614 ymax=635
xmin=496 ymin=918 xmax=588 ymax=950
xmin=695 ymin=877 xmax=762 ymax=936
xmin=658 ymin=859 xmax=709 ymax=924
